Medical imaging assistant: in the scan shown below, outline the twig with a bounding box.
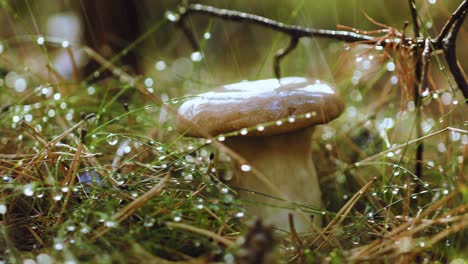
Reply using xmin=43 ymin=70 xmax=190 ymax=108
xmin=407 ymin=0 xmax=425 ymax=183
xmin=174 ymin=2 xmax=468 ymax=101
xmin=435 ymin=0 xmax=468 ymax=45
xmin=166 ymin=222 xmax=234 ymax=247
xmin=181 ymin=4 xmax=376 ymax=43
xmin=176 ymin=13 xmax=200 ymax=51
xmin=288 ymin=213 xmax=305 ymax=263
xmin=274 ymin=37 xmax=298 ymax=79
xmin=408 ymin=0 xmax=420 ymax=38
xmin=441 ymin=2 xmax=468 ymax=100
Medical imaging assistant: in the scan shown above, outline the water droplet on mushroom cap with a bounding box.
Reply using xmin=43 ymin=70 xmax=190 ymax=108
xmin=175 ymin=77 xmax=344 ymax=137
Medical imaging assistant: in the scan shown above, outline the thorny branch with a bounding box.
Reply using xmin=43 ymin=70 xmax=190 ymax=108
xmin=173 ymin=1 xmax=468 ymax=102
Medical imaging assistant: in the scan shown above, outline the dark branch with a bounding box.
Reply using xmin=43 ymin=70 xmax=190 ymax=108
xmin=408 ymin=0 xmax=424 ymax=183
xmin=177 ymin=12 xmax=200 ymax=51
xmin=184 ymin=4 xmax=378 ymax=43
xmin=274 ymin=37 xmax=298 ymax=79
xmin=408 ymin=0 xmax=421 ymax=38
xmin=435 ymin=0 xmax=468 ymax=45
xmin=174 ymin=2 xmax=468 ymax=102
xmin=442 ymin=4 xmax=468 ymax=100
xmin=421 ymin=39 xmax=432 ymax=92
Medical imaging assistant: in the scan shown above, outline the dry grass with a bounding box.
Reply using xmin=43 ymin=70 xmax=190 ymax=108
xmin=1 ymin=1 xmax=468 ymax=263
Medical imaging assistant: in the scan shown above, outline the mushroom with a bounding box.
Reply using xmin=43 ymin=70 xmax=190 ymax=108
xmin=176 ymin=77 xmax=344 ymax=232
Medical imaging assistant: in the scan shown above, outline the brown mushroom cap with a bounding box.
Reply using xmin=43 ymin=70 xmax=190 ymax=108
xmin=176 ymin=77 xmax=344 ymax=137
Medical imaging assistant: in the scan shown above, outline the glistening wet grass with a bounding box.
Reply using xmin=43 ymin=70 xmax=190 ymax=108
xmin=1 ymin=1 xmax=468 ymax=263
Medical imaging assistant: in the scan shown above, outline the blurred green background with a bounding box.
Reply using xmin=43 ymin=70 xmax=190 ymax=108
xmin=0 ymin=0 xmax=465 ymax=87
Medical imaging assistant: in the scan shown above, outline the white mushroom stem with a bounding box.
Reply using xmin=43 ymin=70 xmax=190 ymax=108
xmin=225 ymin=127 xmax=322 ymax=232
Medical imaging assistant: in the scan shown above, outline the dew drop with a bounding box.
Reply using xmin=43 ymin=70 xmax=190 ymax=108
xmin=61 ymin=40 xmax=69 ymax=48
xmin=352 ymin=236 xmax=360 ymax=245
xmin=124 ymin=146 xmax=131 ymax=154
xmin=144 ymin=77 xmax=154 ymax=87
xmin=441 ymin=92 xmax=452 ymax=105
xmin=105 ymin=221 xmax=117 ymax=227
xmin=23 ymin=184 xmax=34 ymax=196
xmin=37 ymin=253 xmax=53 ymax=264
xmin=87 ymin=86 xmax=96 ymax=95
xmin=53 ymin=194 xmax=63 ymax=201
xmin=155 ymin=60 xmax=167 ymax=71
xmin=235 ymin=211 xmax=245 ymax=218
xmin=0 ymin=204 xmax=7 ymax=214
xmin=421 ymin=89 xmax=430 ymax=97
xmin=275 ymin=120 xmax=282 ymax=126
xmin=106 ymin=134 xmax=118 ymax=145
xmin=240 ymin=164 xmax=251 ymax=172
xmin=165 ymin=11 xmax=180 ymax=22
xmin=184 ymin=174 xmax=193 ymax=181
xmin=48 ymin=109 xmax=56 ymax=118
xmin=450 ymin=131 xmax=461 ymax=141
xmin=24 ymin=114 xmax=33 ymax=122
xmin=53 ymin=93 xmax=61 ymax=101
xmin=257 ymin=125 xmax=265 ymax=131
xmin=144 ymin=217 xmax=155 ymax=227
xmin=54 ymin=243 xmax=64 ymax=251
xmin=190 ymin=51 xmax=203 ymax=62
xmin=288 ymin=116 xmax=295 ymax=123
xmin=437 ymin=143 xmax=447 ymax=153
xmin=37 ymin=36 xmax=45 ymax=45
xmin=173 ymin=216 xmax=182 ymax=222
xmin=14 ymin=78 xmax=27 ymax=92
xmin=240 ymin=128 xmax=248 ymax=135
xmin=218 ymin=135 xmax=226 ymax=142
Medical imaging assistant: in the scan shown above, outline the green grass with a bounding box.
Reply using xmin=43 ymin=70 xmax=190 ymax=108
xmin=1 ymin=1 xmax=468 ymax=263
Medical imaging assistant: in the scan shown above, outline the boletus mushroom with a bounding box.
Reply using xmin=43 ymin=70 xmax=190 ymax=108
xmin=176 ymin=77 xmax=344 ymax=232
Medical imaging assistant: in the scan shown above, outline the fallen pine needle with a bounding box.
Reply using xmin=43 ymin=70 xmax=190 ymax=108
xmin=166 ymin=222 xmax=235 ymax=247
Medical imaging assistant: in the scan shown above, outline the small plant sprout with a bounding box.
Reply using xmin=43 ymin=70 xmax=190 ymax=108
xmin=176 ymin=77 xmax=344 ymax=232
